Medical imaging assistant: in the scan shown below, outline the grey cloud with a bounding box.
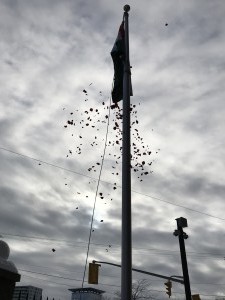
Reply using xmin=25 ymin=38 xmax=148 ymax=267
xmin=1 ymin=0 xmax=225 ymax=299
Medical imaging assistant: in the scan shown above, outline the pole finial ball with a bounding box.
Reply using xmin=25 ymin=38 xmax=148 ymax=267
xmin=124 ymin=4 xmax=130 ymax=12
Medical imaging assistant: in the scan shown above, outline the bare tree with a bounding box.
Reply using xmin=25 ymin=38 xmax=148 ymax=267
xmin=115 ymin=279 xmax=154 ymax=300
xmin=102 ymin=296 xmax=113 ymax=300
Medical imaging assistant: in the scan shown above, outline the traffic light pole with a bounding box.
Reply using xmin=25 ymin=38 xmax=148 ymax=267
xmin=175 ymin=218 xmax=192 ymax=300
xmin=91 ymin=260 xmax=184 ymax=284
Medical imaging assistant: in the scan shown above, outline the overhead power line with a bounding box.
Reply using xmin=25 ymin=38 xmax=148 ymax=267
xmin=0 ymin=146 xmax=96 ymax=180
xmin=20 ymin=264 xmax=225 ymax=286
xmin=20 ymin=268 xmax=81 ymax=281
xmin=20 ymin=269 xmax=120 ymax=288
xmin=0 ymin=146 xmax=225 ymax=221
xmin=2 ymin=231 xmax=224 ymax=258
xmin=23 ymin=273 xmax=73 ymax=287
xmin=0 ymin=232 xmax=105 ymax=246
xmin=20 ymin=271 xmax=225 ymax=298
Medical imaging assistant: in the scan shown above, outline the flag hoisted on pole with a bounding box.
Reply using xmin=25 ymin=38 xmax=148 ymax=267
xmin=111 ymin=8 xmax=133 ymax=104
xmin=111 ymin=22 xmax=125 ymax=103
xmin=111 ymin=4 xmax=133 ymax=300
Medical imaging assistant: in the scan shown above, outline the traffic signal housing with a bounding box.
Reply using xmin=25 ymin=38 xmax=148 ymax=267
xmin=164 ymin=280 xmax=172 ymax=298
xmin=88 ymin=262 xmax=101 ymax=284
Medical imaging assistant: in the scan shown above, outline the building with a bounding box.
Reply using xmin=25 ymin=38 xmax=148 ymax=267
xmin=13 ymin=285 xmax=42 ymax=300
xmin=69 ymin=287 xmax=105 ymax=300
xmin=0 ymin=240 xmax=21 ymax=300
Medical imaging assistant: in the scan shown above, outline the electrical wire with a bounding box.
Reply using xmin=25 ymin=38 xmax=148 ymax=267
xmin=23 ymin=273 xmax=73 ymax=287
xmin=2 ymin=231 xmax=225 ymax=259
xmin=0 ymin=232 xmax=105 ymax=246
xmin=20 ymin=269 xmax=120 ymax=288
xmin=19 ymin=264 xmax=225 ymax=286
xmin=0 ymin=146 xmax=224 ymax=222
xmin=20 ymin=268 xmax=81 ymax=281
xmin=0 ymin=146 xmax=96 ymax=181
xmin=133 ymin=190 xmax=225 ymax=221
xmin=20 ymin=268 xmax=225 ymax=289
xmin=19 ymin=272 xmax=225 ymax=299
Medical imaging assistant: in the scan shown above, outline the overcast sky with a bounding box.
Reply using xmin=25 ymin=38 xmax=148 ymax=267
xmin=1 ymin=0 xmax=225 ymax=299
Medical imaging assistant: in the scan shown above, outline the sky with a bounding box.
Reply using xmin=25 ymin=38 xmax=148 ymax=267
xmin=0 ymin=0 xmax=225 ymax=299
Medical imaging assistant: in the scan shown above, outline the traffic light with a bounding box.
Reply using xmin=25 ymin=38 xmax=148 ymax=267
xmin=164 ymin=280 xmax=172 ymax=298
xmin=88 ymin=262 xmax=101 ymax=284
xmin=192 ymin=294 xmax=201 ymax=300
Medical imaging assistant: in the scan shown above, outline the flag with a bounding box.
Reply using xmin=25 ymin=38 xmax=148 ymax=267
xmin=111 ymin=21 xmax=125 ymax=103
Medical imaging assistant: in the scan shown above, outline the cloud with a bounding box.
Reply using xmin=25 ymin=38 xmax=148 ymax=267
xmin=1 ymin=0 xmax=225 ymax=299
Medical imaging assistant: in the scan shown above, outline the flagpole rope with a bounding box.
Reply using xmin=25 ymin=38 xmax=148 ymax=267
xmin=81 ymin=86 xmax=113 ymax=289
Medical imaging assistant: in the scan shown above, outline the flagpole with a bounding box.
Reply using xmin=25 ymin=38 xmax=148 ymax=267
xmin=122 ymin=4 xmax=132 ymax=300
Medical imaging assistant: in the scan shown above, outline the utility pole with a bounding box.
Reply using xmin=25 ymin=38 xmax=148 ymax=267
xmin=173 ymin=217 xmax=192 ymax=300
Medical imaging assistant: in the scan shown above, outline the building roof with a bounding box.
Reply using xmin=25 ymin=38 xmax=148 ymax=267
xmin=68 ymin=288 xmax=105 ymax=294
